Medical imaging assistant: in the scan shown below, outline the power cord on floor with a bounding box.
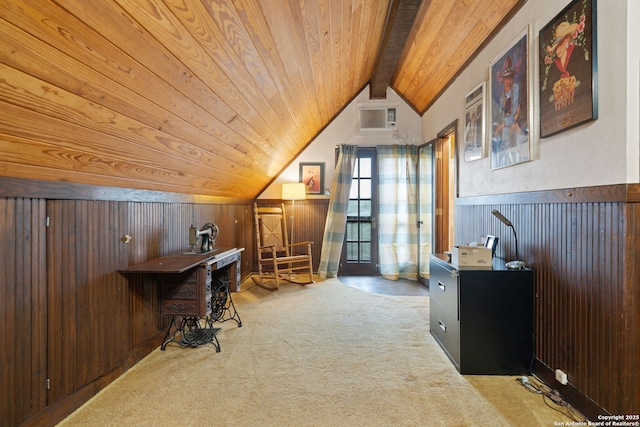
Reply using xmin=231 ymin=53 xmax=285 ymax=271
xmin=515 ymin=375 xmax=587 ymax=422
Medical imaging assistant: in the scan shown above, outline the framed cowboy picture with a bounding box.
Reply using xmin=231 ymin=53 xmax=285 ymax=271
xmin=489 ymin=26 xmax=531 ymax=170
xmin=539 ymin=0 xmax=597 ymax=138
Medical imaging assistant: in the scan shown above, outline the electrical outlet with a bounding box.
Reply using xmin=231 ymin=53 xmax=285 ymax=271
xmin=555 ymin=369 xmax=568 ymax=385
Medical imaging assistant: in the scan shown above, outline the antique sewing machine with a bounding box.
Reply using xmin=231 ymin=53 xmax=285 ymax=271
xmin=122 ymin=221 xmax=242 ymax=352
xmin=188 ymin=223 xmax=219 ymax=254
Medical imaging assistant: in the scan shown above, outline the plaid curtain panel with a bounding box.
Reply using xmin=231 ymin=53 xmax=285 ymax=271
xmin=376 ymin=144 xmax=419 ymax=280
xmin=318 ymin=145 xmax=357 ymax=278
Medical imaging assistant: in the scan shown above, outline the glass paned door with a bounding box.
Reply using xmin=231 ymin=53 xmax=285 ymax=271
xmin=340 ymin=148 xmax=378 ymax=275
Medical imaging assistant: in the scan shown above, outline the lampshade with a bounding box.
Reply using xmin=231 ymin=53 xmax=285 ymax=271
xmin=282 ymin=183 xmax=306 ymax=200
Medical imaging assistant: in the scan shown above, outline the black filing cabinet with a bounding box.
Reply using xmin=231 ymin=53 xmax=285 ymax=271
xmin=429 ymin=254 xmax=534 ymax=374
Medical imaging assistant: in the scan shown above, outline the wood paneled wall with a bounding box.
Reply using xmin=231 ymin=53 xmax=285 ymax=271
xmin=455 ymin=185 xmax=640 ymax=417
xmin=5 ymin=175 xmax=638 ymax=423
xmin=0 ymin=198 xmax=47 ymax=424
xmin=0 ymin=179 xmax=256 ymax=426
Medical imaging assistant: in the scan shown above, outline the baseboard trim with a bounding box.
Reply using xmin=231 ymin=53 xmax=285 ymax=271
xmin=532 ymin=358 xmax=609 ymax=421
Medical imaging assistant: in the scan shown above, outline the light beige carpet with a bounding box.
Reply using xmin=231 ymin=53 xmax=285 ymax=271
xmin=58 ymin=279 xmax=574 ymax=426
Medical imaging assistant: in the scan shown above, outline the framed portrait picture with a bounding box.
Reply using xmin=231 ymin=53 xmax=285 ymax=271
xmin=539 ymin=0 xmax=597 ymax=138
xmin=489 ymin=26 xmax=531 ymax=170
xmin=464 ymin=81 xmax=486 ymax=162
xmin=299 ymin=162 xmax=324 ymax=195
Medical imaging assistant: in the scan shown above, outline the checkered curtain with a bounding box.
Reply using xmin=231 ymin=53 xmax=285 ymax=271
xmin=376 ymin=145 xmax=419 ymax=280
xmin=318 ymin=145 xmax=357 ymax=279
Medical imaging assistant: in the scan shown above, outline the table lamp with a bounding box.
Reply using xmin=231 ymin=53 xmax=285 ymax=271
xmin=492 ymin=209 xmax=525 ymax=269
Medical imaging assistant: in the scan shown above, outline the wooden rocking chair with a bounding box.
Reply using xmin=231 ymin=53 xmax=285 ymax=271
xmin=253 ymin=203 xmax=314 ymax=290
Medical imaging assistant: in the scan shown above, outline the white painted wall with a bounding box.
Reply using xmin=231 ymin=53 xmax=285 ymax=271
xmin=627 ymin=0 xmax=640 ymax=181
xmin=259 ymin=86 xmax=423 ymax=199
xmin=423 ymin=0 xmax=639 ymax=197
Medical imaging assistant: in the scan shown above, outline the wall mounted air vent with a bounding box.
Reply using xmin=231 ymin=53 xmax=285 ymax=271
xmin=359 ymin=107 xmax=397 ymax=131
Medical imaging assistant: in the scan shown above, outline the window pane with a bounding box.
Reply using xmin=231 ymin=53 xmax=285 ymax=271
xmin=352 ymin=159 xmax=360 ymax=178
xmin=360 ymin=179 xmax=371 ymax=199
xmin=360 ymin=243 xmax=371 ymax=261
xmin=347 ymin=200 xmax=359 ymax=217
xmin=349 ymin=182 xmax=359 ymax=199
xmin=360 ymin=200 xmax=371 ymax=217
xmin=346 ymin=222 xmax=358 ymax=241
xmin=360 ymin=158 xmax=371 ymax=178
xmin=361 ymin=223 xmax=371 ymax=241
xmin=347 ymin=242 xmax=358 ymax=261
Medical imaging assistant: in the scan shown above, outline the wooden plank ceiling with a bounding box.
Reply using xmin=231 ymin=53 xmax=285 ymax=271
xmin=0 ymin=0 xmax=522 ymax=199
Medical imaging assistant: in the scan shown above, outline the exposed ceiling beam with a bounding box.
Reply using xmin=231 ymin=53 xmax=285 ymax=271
xmin=369 ymin=0 xmax=424 ymax=99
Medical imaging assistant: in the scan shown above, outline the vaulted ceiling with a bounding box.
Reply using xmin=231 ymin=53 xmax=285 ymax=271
xmin=0 ymin=0 xmax=523 ymax=199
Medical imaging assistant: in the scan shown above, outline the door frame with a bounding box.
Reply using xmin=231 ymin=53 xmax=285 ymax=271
xmin=417 ymin=140 xmax=434 ymax=287
xmin=339 ymin=147 xmax=378 ymax=275
xmin=434 ymin=120 xmax=458 ymax=255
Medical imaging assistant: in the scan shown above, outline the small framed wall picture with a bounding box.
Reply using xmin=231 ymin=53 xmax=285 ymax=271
xmin=464 ymin=81 xmax=486 ymax=162
xmin=299 ymin=162 xmax=325 ymax=195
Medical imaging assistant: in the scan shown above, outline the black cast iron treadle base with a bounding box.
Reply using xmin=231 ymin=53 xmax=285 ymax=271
xmin=160 ymin=278 xmax=242 ymax=352
xmin=161 ymin=316 xmax=221 ymax=352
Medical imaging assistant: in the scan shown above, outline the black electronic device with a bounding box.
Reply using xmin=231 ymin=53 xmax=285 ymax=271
xmin=484 ymin=235 xmax=499 ymax=256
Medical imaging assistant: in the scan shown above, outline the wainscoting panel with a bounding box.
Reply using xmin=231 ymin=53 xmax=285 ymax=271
xmin=0 ymin=198 xmax=47 ymax=426
xmin=1 ymin=185 xmax=255 ymax=426
xmin=125 ymin=202 xmax=166 ymax=350
xmin=455 ymin=190 xmax=639 ymax=416
xmin=46 ymin=200 xmax=132 ymax=406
